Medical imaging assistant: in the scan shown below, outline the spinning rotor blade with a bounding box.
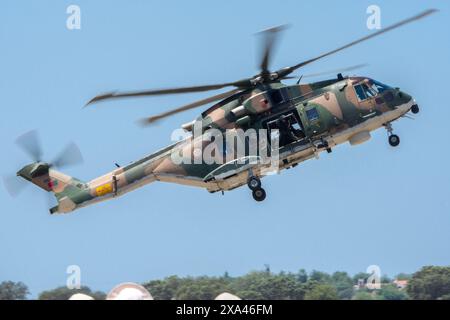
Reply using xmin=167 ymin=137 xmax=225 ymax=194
xmin=139 ymin=88 xmax=242 ymax=126
xmin=15 ymin=130 xmax=43 ymax=162
xmin=274 ymin=9 xmax=438 ymax=79
xmin=303 ymin=63 xmax=368 ymax=78
xmin=258 ymin=25 xmax=287 ymax=74
xmin=5 ymin=130 xmax=84 ymax=201
xmin=2 ymin=174 xmax=28 ymax=197
xmin=52 ymin=142 xmax=84 ymax=168
xmin=86 ymin=9 xmax=436 ymax=125
xmin=298 ymin=63 xmax=369 ymax=79
xmin=86 ymin=25 xmax=288 ymax=107
xmin=85 ymin=82 xmax=250 ymax=106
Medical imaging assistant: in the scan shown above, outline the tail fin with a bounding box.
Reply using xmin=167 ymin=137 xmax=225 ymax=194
xmin=17 ymin=162 xmax=87 ymax=213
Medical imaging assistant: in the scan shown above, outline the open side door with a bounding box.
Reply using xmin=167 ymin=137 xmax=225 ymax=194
xmin=262 ymin=109 xmax=306 ymax=150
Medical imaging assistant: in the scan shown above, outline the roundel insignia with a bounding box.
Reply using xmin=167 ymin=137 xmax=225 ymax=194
xmin=47 ymin=179 xmax=58 ymax=189
xmin=259 ymin=98 xmax=269 ymax=110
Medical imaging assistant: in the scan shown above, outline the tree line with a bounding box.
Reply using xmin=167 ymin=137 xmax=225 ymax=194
xmin=1 ymin=265 xmax=449 ymax=300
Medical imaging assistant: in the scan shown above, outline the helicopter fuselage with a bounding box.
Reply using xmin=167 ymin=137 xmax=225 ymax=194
xmin=25 ymin=75 xmax=417 ymax=214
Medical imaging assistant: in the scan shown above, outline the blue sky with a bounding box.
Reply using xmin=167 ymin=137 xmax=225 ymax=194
xmin=0 ymin=0 xmax=449 ymax=297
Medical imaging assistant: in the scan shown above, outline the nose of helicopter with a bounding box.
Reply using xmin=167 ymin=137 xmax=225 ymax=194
xmin=398 ymin=90 xmax=412 ymax=104
xmin=392 ymin=89 xmax=419 ymax=115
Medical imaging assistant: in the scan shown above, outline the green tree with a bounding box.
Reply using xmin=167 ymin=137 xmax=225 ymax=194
xmin=135 ymin=266 xmax=450 ymax=300
xmin=144 ymin=276 xmax=187 ymax=300
xmin=0 ymin=281 xmax=29 ymax=300
xmin=38 ymin=286 xmax=106 ymax=300
xmin=174 ymin=276 xmax=229 ymax=300
xmin=406 ymin=266 xmax=450 ymax=300
xmin=377 ymin=284 xmax=409 ymax=300
xmin=395 ymin=273 xmax=412 ymax=280
xmin=229 ymin=271 xmax=305 ymax=300
xmin=304 ymin=283 xmax=338 ymax=300
xmin=381 ymin=275 xmax=392 ymax=283
xmin=309 ymin=270 xmax=331 ymax=283
xmin=352 ymin=291 xmax=375 ymax=300
xmin=331 ymin=272 xmax=354 ymax=299
xmin=352 ymin=272 xmax=370 ymax=285
xmin=297 ymin=269 xmax=308 ymax=283
xmin=377 ymin=284 xmax=408 ymax=300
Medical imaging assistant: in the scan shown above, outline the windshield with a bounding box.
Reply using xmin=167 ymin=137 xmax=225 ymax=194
xmin=354 ymin=79 xmax=392 ymax=101
xmin=354 ymin=83 xmax=376 ymax=101
xmin=369 ymin=80 xmax=391 ymax=94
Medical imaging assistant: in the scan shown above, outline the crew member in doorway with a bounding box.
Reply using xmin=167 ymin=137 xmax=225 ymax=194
xmin=276 ymin=115 xmax=305 ymax=146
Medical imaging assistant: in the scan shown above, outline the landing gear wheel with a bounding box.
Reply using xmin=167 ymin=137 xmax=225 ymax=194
xmin=252 ymin=188 xmax=266 ymax=202
xmin=389 ymin=134 xmax=400 ymax=147
xmin=411 ymin=104 xmax=419 ymax=114
xmin=247 ymin=176 xmax=261 ymax=190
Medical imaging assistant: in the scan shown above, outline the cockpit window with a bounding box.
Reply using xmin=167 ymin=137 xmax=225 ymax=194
xmin=370 ymin=80 xmax=391 ymax=94
xmin=354 ymin=84 xmax=366 ymax=101
xmin=363 ymin=84 xmax=376 ymax=97
xmin=354 ymin=83 xmax=377 ymax=101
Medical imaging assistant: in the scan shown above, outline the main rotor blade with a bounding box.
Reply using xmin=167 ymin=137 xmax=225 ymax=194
xmin=139 ymin=88 xmax=241 ymax=125
xmin=258 ymin=25 xmax=287 ymax=74
xmin=52 ymin=142 xmax=84 ymax=168
xmin=275 ymin=9 xmax=437 ymax=78
xmin=85 ymin=81 xmax=250 ymax=106
xmin=300 ymin=63 xmax=368 ymax=79
xmin=15 ymin=130 xmax=43 ymax=162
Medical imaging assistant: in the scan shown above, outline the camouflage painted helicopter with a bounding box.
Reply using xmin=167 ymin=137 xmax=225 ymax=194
xmin=5 ymin=10 xmax=435 ymax=214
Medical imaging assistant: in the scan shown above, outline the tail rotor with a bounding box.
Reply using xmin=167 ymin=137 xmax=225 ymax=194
xmin=2 ymin=130 xmax=84 ymax=200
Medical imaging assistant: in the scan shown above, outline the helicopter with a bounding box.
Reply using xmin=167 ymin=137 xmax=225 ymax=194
xmin=4 ymin=9 xmax=435 ymax=214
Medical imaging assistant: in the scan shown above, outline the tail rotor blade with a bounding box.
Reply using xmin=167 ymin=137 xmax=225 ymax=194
xmin=15 ymin=130 xmax=43 ymax=162
xmin=52 ymin=142 xmax=84 ymax=168
xmin=2 ymin=174 xmax=28 ymax=197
